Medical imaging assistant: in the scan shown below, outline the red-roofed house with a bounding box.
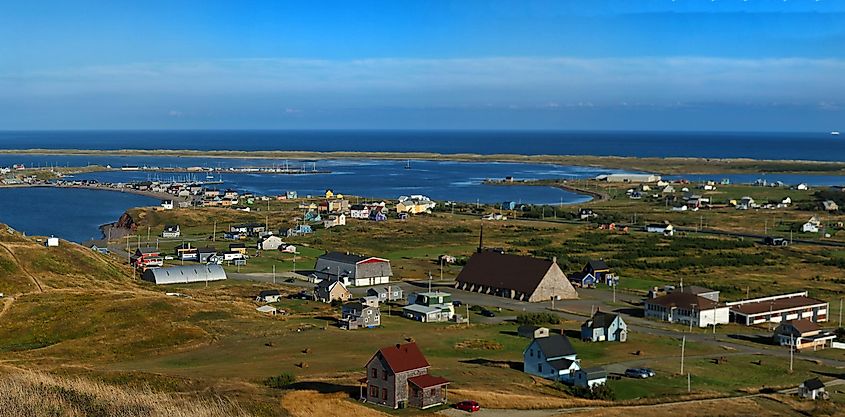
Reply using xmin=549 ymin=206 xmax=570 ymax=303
xmin=361 ymin=342 xmax=449 ymax=409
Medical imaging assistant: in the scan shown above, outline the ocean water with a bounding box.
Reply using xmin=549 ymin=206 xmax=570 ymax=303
xmin=0 ymin=130 xmax=843 ymax=161
xmin=0 ymin=188 xmax=158 ymax=242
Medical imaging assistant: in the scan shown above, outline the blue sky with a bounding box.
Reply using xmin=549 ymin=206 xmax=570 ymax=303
xmin=1 ymin=0 xmax=844 ymax=130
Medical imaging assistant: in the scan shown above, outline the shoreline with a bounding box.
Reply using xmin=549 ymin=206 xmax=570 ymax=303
xmin=3 ymin=148 xmax=845 ymax=175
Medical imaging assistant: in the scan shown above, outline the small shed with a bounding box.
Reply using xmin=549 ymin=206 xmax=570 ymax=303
xmin=517 ymin=325 xmax=550 ymax=339
xmin=256 ymin=305 xmax=278 ymax=315
xmin=574 ymin=367 xmax=608 ymax=389
xmin=798 ymin=378 xmax=827 ymax=400
xmin=46 ymin=236 xmax=60 ymax=247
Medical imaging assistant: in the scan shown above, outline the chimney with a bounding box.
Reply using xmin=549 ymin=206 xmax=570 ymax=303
xmin=552 ymin=256 xmax=557 ymax=264
xmin=395 ymin=343 xmax=401 ymax=350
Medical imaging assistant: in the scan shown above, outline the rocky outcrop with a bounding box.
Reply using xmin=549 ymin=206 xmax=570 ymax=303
xmin=99 ymin=212 xmax=137 ymax=240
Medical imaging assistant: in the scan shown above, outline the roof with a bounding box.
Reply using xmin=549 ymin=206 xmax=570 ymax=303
xmin=802 ymin=378 xmax=825 ymax=391
xmin=547 ymin=358 xmax=576 ymax=370
xmin=568 ymin=271 xmax=593 ymax=282
xmin=197 ymin=246 xmax=218 ymax=253
xmin=376 ymin=342 xmax=430 ymax=373
xmin=578 ymin=367 xmax=608 ymax=379
xmin=646 ymin=292 xmax=718 ymax=310
xmin=586 ymin=260 xmax=609 ymax=271
xmin=229 ymin=242 xmax=246 ymax=248
xmin=783 ymin=319 xmax=821 ymax=334
xmin=402 ymin=304 xmax=442 ymax=315
xmin=730 ymin=296 xmax=828 ymax=316
xmin=408 ymin=374 xmax=449 ymax=388
xmin=256 ymin=305 xmax=277 ymax=313
xmin=258 ymin=290 xmax=281 ymax=297
xmin=534 ymin=334 xmax=576 ymax=358
xmin=455 ymin=251 xmax=557 ymax=295
xmin=584 ymin=311 xmax=619 ymax=329
xmin=320 ymin=251 xmax=369 ymax=264
xmin=680 ymin=286 xmax=717 ymax=295
xmin=142 ymin=265 xmax=227 ymax=285
xmin=136 ymin=247 xmax=159 ymax=255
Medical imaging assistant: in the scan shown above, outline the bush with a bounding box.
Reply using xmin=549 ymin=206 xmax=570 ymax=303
xmin=516 ymin=312 xmax=560 ymax=326
xmin=264 ymin=372 xmax=296 ymax=389
xmin=559 ymin=382 xmax=615 ymax=400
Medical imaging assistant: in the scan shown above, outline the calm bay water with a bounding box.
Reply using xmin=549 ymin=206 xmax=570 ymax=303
xmin=0 ymin=188 xmax=157 ymax=242
xmin=1 ymin=130 xmax=844 ymax=242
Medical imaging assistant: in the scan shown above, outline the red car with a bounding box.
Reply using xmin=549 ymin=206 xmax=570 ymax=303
xmin=455 ymin=400 xmax=480 ymax=412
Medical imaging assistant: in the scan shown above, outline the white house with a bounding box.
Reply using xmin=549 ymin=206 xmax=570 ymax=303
xmin=644 ymin=291 xmax=730 ymax=328
xmin=796 ymin=183 xmax=809 ymax=191
xmin=256 ymin=289 xmax=283 ymax=303
xmin=802 ymin=216 xmax=821 ymax=233
xmin=646 ymin=223 xmax=674 ymax=237
xmin=799 ymin=379 xmax=828 ymax=400
xmin=523 ymin=334 xmax=580 ymax=383
xmin=160 ymin=199 xmax=174 ymax=210
xmin=162 ymin=224 xmax=181 ymax=238
xmin=258 ymin=235 xmax=285 ymax=251
xmin=46 ymin=236 xmax=60 ymax=247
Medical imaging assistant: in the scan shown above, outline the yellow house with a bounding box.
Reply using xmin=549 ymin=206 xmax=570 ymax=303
xmin=325 ymin=189 xmax=334 ymax=199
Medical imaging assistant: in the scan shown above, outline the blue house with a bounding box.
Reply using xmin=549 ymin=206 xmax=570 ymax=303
xmin=581 ymin=311 xmax=627 ymax=342
xmin=500 ymin=201 xmax=517 ymax=210
xmin=523 ymin=334 xmax=580 ymax=383
xmin=583 ymin=260 xmax=611 ymax=281
xmin=568 ymin=271 xmax=597 ymax=288
xmin=284 ymin=224 xmax=313 ymax=237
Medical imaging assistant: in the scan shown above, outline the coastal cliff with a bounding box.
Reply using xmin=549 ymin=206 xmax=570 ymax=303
xmin=100 ymin=211 xmax=137 ymax=240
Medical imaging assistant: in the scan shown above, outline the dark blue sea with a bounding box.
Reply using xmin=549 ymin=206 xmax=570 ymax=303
xmin=0 ymin=188 xmax=157 ymax=243
xmin=0 ymin=130 xmax=842 ymax=161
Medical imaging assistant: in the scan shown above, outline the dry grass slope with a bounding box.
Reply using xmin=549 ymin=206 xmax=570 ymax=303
xmin=0 ymin=370 xmax=252 ymax=417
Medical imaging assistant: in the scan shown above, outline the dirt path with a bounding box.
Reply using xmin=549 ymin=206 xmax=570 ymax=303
xmin=0 ymin=242 xmax=43 ymax=293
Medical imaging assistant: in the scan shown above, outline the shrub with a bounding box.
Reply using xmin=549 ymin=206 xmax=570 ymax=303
xmin=264 ymin=372 xmax=296 ymax=389
xmin=558 ymin=382 xmax=615 ymax=400
xmin=515 ymin=312 xmax=560 ymax=326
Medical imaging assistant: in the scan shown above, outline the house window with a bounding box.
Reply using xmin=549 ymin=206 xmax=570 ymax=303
xmin=537 ymin=364 xmax=543 ymax=373
xmin=529 ymin=349 xmax=533 ymax=357
xmin=382 ymin=370 xmax=387 ymax=381
xmin=382 ymin=388 xmax=388 ymax=400
xmin=428 ymin=389 xmax=435 ymax=396
xmin=369 ymin=385 xmax=378 ymax=398
xmin=371 ymin=368 xmax=377 ymax=378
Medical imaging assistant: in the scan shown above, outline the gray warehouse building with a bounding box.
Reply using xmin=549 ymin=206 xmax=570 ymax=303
xmin=142 ymin=265 xmax=227 ymax=285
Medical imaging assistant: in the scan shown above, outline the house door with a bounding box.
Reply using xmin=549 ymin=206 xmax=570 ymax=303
xmin=398 ymin=400 xmax=406 ymax=409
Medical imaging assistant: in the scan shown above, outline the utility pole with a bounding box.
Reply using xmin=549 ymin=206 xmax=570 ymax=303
xmin=273 ymin=264 xmax=276 ymax=284
xmin=213 ymin=221 xmax=217 ymax=242
xmin=680 ymin=335 xmax=686 ymax=375
xmin=789 ymin=334 xmax=794 ymax=373
xmin=147 ymin=226 xmax=150 ymax=243
xmin=839 ymin=298 xmax=843 ymax=329
xmin=687 ymin=373 xmax=691 ymax=393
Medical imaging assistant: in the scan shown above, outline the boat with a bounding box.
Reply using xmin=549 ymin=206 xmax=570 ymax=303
xmin=832 ymin=131 xmax=841 ymax=136
xmin=404 ymin=159 xmax=411 ymax=169
xmin=206 ymin=174 xmax=215 ymax=179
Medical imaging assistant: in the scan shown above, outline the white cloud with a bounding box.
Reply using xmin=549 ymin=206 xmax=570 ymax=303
xmin=1 ymin=56 xmax=843 ymax=109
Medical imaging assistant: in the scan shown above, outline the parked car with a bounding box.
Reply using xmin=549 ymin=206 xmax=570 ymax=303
xmin=452 ymin=300 xmax=463 ymax=307
xmin=454 ymin=400 xmax=480 ymax=412
xmin=285 ymin=278 xmax=296 ymax=283
xmin=625 ymin=368 xmax=650 ymax=379
xmin=480 ymin=309 xmax=495 ymax=318
xmin=641 ymin=368 xmax=655 ymax=377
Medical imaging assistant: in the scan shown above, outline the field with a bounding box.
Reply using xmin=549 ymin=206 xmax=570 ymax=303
xmin=2 ymin=178 xmax=845 ymax=416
